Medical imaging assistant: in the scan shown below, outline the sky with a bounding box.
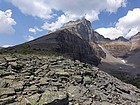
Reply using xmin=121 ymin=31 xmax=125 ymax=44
xmin=0 ymin=0 xmax=140 ymax=47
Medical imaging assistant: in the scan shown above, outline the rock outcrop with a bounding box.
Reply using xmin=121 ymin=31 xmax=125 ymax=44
xmin=0 ymin=54 xmax=140 ymax=105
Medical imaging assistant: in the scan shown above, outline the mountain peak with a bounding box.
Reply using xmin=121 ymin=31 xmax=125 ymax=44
xmin=134 ymin=32 xmax=140 ymax=37
xmin=130 ymin=32 xmax=140 ymax=40
xmin=115 ymin=36 xmax=128 ymax=42
xmin=63 ymin=18 xmax=93 ymax=41
xmin=63 ymin=18 xmax=90 ymax=28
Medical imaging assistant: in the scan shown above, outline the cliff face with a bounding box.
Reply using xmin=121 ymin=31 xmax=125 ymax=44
xmin=62 ymin=18 xmax=106 ymax=58
xmin=27 ymin=29 xmax=100 ymax=66
xmin=63 ymin=18 xmax=93 ymax=42
xmin=130 ymin=32 xmax=140 ymax=51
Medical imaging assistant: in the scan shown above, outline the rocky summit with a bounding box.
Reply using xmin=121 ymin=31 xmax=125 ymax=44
xmin=0 ymin=54 xmax=140 ymax=105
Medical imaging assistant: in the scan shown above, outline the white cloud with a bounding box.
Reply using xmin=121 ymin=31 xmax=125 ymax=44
xmin=0 ymin=9 xmax=16 ymax=34
xmin=106 ymin=0 xmax=126 ymax=12
xmin=7 ymin=0 xmax=126 ymax=31
xmin=2 ymin=44 xmax=12 ymax=48
xmin=96 ymin=8 xmax=140 ymax=39
xmin=42 ymin=14 xmax=76 ymax=31
xmin=8 ymin=0 xmax=52 ymax=19
xmin=25 ymin=35 xmax=35 ymax=41
xmin=29 ymin=26 xmax=42 ymax=34
xmin=29 ymin=28 xmax=36 ymax=34
xmin=95 ymin=27 xmax=123 ymax=39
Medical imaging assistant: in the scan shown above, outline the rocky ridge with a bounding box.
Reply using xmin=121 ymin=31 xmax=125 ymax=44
xmin=92 ymin=31 xmax=111 ymax=43
xmin=99 ymin=32 xmax=140 ymax=58
xmin=0 ymin=54 xmax=140 ymax=105
xmin=115 ymin=36 xmax=129 ymax=42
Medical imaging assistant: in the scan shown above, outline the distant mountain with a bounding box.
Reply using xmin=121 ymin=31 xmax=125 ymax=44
xmin=88 ymin=31 xmax=111 ymax=43
xmin=98 ymin=32 xmax=140 ymax=89
xmin=130 ymin=32 xmax=140 ymax=50
xmin=130 ymin=32 xmax=140 ymax=40
xmin=115 ymin=36 xmax=128 ymax=42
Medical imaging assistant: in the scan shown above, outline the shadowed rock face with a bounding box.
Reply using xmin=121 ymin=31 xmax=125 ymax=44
xmin=61 ymin=18 xmax=106 ymax=59
xmin=92 ymin=31 xmax=111 ymax=42
xmin=27 ymin=29 xmax=100 ymax=66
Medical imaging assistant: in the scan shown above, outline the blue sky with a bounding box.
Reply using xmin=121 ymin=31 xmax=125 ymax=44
xmin=0 ymin=0 xmax=140 ymax=47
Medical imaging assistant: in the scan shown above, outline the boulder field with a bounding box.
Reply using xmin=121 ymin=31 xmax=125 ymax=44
xmin=0 ymin=54 xmax=140 ymax=105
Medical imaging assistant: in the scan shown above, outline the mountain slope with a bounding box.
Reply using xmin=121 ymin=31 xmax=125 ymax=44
xmin=3 ymin=18 xmax=106 ymax=66
xmin=101 ymin=41 xmax=131 ymax=58
xmin=11 ymin=30 xmax=99 ymax=65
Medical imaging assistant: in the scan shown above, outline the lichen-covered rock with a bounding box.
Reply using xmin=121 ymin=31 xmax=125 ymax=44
xmin=83 ymin=76 xmax=92 ymax=85
xmin=0 ymin=54 xmax=140 ymax=105
xmin=0 ymin=96 xmax=16 ymax=105
xmin=11 ymin=81 xmax=24 ymax=92
xmin=27 ymin=93 xmax=41 ymax=105
xmin=39 ymin=90 xmax=68 ymax=105
xmin=55 ymin=71 xmax=69 ymax=77
xmin=0 ymin=88 xmax=15 ymax=97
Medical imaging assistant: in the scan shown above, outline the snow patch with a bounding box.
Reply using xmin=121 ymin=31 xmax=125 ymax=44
xmin=121 ymin=60 xmax=126 ymax=63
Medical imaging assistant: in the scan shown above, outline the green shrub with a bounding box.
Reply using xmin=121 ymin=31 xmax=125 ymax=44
xmin=18 ymin=43 xmax=30 ymax=54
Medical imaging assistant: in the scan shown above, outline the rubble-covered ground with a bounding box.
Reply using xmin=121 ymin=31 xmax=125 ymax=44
xmin=0 ymin=54 xmax=140 ymax=105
